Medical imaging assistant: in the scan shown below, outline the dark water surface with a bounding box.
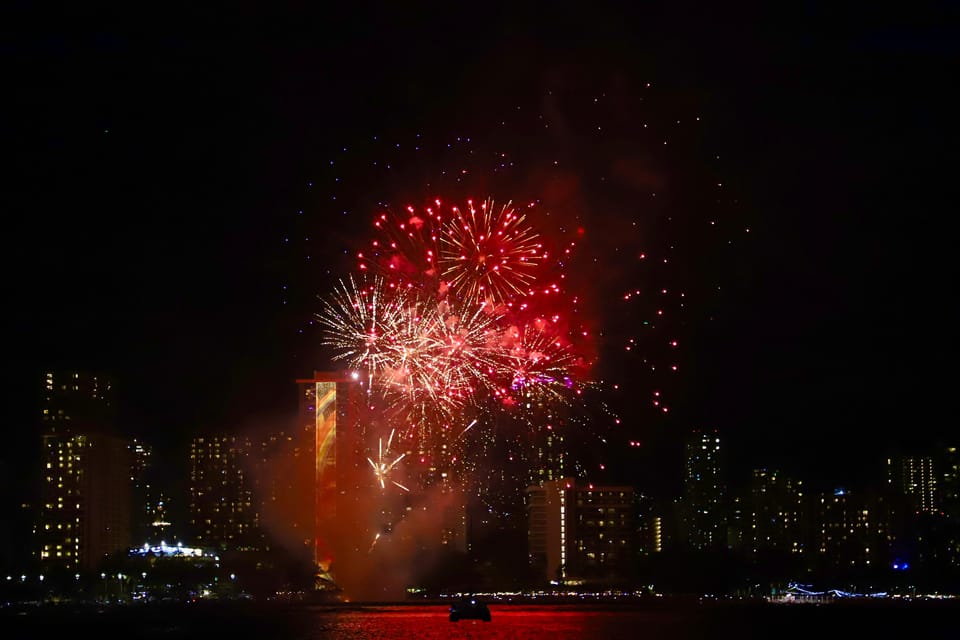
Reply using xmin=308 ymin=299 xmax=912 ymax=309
xmin=2 ymin=600 xmax=957 ymax=639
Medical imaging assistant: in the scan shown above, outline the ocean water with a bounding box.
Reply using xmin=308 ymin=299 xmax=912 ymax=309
xmin=2 ymin=600 xmax=957 ymax=639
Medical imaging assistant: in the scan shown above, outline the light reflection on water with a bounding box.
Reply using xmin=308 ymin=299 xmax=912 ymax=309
xmin=3 ymin=601 xmax=958 ymax=639
xmin=296 ymin=605 xmax=676 ymax=640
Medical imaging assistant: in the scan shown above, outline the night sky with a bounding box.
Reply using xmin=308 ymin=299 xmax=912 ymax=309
xmin=4 ymin=3 xmax=958 ymax=499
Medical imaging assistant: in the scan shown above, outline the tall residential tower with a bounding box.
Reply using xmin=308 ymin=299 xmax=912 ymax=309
xmin=37 ymin=371 xmax=132 ymax=573
xmin=680 ymin=428 xmax=726 ymax=551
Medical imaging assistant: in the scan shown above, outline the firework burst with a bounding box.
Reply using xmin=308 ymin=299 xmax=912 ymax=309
xmin=291 ymin=83 xmax=749 ymax=522
xmin=439 ymin=198 xmax=542 ymax=306
xmin=316 ymin=275 xmax=412 ymax=389
xmin=316 ymin=191 xmax=596 ymax=494
xmin=320 ymin=197 xmax=589 ymax=424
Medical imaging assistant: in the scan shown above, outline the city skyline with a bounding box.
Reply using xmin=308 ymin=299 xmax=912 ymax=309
xmin=1 ymin=358 xmax=956 ymax=607
xmin=15 ymin=366 xmax=957 ymax=503
xmin=5 ymin=4 xmax=958 ymax=503
xmin=14 ymin=381 xmax=959 ymax=598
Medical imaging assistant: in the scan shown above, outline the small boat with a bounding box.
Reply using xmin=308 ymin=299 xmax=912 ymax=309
xmin=449 ymin=597 xmax=491 ymax=622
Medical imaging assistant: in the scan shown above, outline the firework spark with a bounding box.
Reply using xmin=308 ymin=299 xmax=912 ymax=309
xmin=367 ymin=429 xmax=409 ymax=492
xmin=359 ymin=202 xmax=446 ymax=293
xmin=493 ymin=321 xmax=580 ymax=405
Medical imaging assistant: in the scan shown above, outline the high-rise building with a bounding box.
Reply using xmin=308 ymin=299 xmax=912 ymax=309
xmin=188 ymin=435 xmax=260 ymax=551
xmin=130 ymin=439 xmax=173 ymax=545
xmin=887 ymin=454 xmax=939 ymax=514
xmin=943 ymin=447 xmax=960 ymax=514
xmin=41 ymin=370 xmax=115 ymax=433
xmin=680 ymin=428 xmax=726 ymax=550
xmin=36 ymin=371 xmax=131 ymax=573
xmin=633 ymin=492 xmax=662 ymax=557
xmin=884 ymin=452 xmax=951 ymax=570
xmin=38 ymin=432 xmax=133 ymax=572
xmin=749 ymin=468 xmax=806 ymax=556
xmin=942 ymin=446 xmax=960 ymax=568
xmin=294 ymin=370 xmax=365 ymax=590
xmin=814 ymin=488 xmax=890 ymax=569
xmin=526 ymin=478 xmax=635 ymax=585
xmin=726 ymin=494 xmax=747 ymax=551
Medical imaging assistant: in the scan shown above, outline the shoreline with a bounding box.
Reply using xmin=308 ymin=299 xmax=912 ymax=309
xmin=5 ymin=592 xmax=960 ymax=617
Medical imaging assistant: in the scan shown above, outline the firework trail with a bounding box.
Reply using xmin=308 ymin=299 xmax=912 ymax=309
xmin=368 ymin=429 xmax=409 ymax=492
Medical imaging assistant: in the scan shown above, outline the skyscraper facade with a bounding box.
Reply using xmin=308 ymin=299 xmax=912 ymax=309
xmin=188 ymin=435 xmax=260 ymax=551
xmin=526 ymin=478 xmax=635 ymax=585
xmin=888 ymin=454 xmax=940 ymax=514
xmin=749 ymin=468 xmax=806 ymax=556
xmin=130 ymin=439 xmax=173 ymax=545
xmin=815 ymin=489 xmax=890 ymax=570
xmin=40 ymin=370 xmax=114 ymax=433
xmin=294 ymin=370 xmax=364 ymax=590
xmin=681 ymin=428 xmax=726 ymax=551
xmin=942 ymin=446 xmax=960 ymax=568
xmin=37 ymin=371 xmax=131 ymax=573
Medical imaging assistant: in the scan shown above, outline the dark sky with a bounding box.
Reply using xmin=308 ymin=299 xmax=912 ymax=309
xmin=4 ymin=3 xmax=958 ymax=496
